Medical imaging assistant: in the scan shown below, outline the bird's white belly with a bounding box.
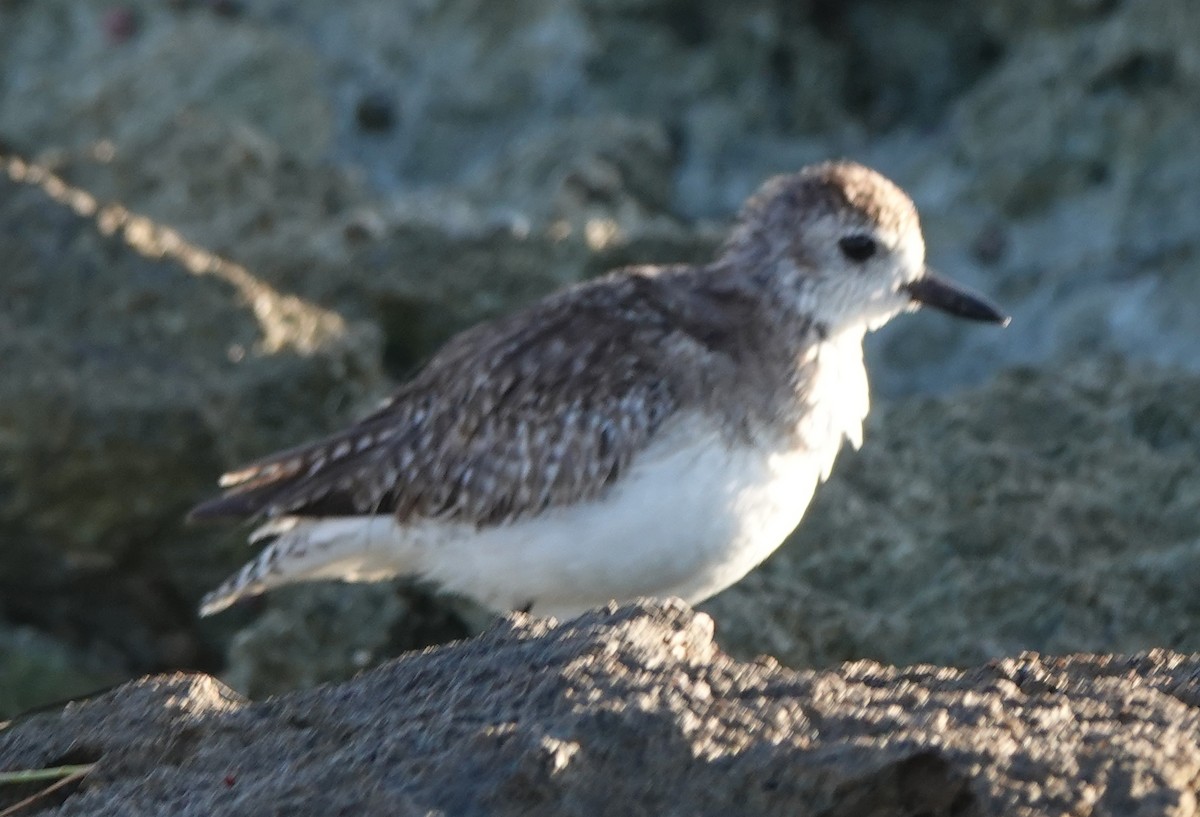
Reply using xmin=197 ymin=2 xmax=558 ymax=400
xmin=405 ymin=421 xmax=839 ymax=617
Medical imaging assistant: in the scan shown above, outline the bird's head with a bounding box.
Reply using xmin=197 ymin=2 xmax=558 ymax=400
xmin=722 ymin=161 xmax=1008 ymax=336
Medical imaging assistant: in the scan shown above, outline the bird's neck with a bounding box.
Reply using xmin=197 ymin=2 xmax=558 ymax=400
xmin=683 ymin=263 xmax=870 ymax=449
xmin=808 ymin=322 xmax=870 ymax=449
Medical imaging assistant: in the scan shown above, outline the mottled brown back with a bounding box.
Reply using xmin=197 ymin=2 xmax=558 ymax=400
xmin=189 ymin=264 xmax=795 ymax=528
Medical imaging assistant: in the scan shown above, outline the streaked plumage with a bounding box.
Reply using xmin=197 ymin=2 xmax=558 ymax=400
xmin=191 ymin=161 xmax=1007 ymax=617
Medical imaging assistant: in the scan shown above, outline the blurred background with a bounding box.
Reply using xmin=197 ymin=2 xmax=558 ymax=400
xmin=2 ymin=0 xmax=1199 ymax=715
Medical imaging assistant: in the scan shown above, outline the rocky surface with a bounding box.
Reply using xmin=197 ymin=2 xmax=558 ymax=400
xmin=5 ymin=601 xmax=1200 ymax=817
xmin=2 ymin=0 xmax=1200 ymax=718
xmin=0 ymin=157 xmax=386 ymax=704
xmin=6 ymin=0 xmax=1199 ymax=393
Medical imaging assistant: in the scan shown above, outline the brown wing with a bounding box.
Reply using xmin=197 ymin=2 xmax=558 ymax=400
xmin=188 ymin=266 xmax=748 ymax=528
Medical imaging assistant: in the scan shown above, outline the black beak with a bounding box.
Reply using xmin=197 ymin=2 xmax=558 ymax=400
xmin=905 ymin=269 xmax=1009 ymax=325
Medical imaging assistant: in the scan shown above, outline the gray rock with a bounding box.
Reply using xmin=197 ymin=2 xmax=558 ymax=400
xmin=4 ymin=601 xmax=1200 ymax=816
xmin=5 ymin=0 xmax=1200 ymax=397
xmin=0 ymin=160 xmax=384 ymax=684
xmin=875 ymin=0 xmax=1200 ymax=394
xmin=220 ymin=582 xmax=473 ymax=699
xmin=0 ymin=5 xmax=332 ymax=162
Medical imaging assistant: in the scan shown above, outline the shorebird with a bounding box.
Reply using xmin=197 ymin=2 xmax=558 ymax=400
xmin=190 ymin=161 xmax=1007 ymax=618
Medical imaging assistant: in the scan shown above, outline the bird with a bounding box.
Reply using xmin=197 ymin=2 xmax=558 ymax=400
xmin=190 ymin=160 xmax=1008 ymax=619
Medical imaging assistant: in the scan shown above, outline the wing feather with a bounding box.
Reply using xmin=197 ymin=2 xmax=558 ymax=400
xmin=188 ymin=266 xmax=749 ymax=528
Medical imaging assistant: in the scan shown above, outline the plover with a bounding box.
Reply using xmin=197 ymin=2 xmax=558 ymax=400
xmin=191 ymin=161 xmax=1007 ymax=618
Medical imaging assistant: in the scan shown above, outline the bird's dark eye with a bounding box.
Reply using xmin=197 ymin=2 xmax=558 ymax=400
xmin=838 ymin=234 xmax=877 ymax=262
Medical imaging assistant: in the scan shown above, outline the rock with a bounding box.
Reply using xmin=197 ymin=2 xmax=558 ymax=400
xmin=220 ymin=582 xmax=472 ymax=699
xmin=0 ymin=157 xmax=384 ymax=693
xmin=705 ymin=357 xmax=1200 ymax=670
xmin=4 ymin=0 xmax=1200 ymax=397
xmin=0 ymin=4 xmax=332 ymax=162
xmin=17 ymin=102 xmax=712 ymax=379
xmin=876 ymin=0 xmax=1200 ymax=394
xmin=955 ymin=0 xmax=1200 ymax=216
xmin=4 ymin=601 xmax=1200 ymax=816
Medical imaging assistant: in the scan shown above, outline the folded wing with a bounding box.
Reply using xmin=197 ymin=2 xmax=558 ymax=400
xmin=187 ymin=268 xmax=744 ymax=529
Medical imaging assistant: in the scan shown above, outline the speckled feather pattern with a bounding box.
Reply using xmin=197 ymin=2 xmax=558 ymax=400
xmin=194 ymin=264 xmax=821 ymax=528
xmin=191 ymin=160 xmax=955 ymax=616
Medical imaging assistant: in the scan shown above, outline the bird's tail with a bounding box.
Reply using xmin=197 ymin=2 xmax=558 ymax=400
xmin=199 ymin=515 xmax=408 ymax=616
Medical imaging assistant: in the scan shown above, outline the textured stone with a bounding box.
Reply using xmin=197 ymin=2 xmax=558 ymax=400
xmin=5 ymin=602 xmax=1200 ymax=816
xmin=0 ymin=159 xmax=384 ymax=702
xmin=220 ymin=582 xmax=472 ymax=699
xmin=876 ymin=0 xmax=1200 ymax=392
